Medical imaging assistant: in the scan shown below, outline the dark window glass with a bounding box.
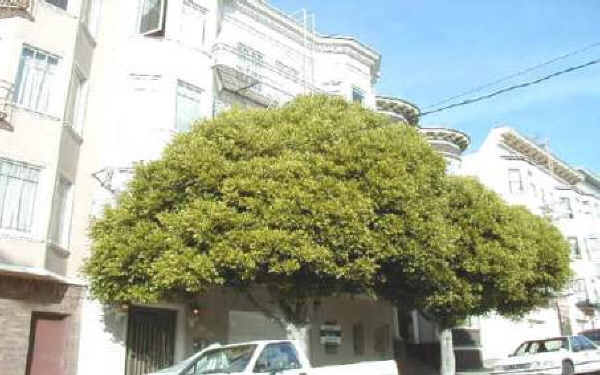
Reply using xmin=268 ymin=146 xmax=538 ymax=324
xmin=253 ymin=343 xmax=301 ymax=373
xmin=46 ymin=0 xmax=68 ymax=10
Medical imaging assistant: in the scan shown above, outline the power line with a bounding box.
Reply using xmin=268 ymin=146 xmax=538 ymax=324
xmin=420 ymin=56 xmax=600 ymax=117
xmin=424 ymin=41 xmax=600 ymax=109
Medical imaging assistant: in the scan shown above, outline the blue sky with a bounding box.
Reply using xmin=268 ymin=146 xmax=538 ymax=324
xmin=271 ymin=0 xmax=600 ymax=171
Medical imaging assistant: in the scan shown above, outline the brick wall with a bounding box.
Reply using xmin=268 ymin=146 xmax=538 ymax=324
xmin=0 ymin=276 xmax=85 ymax=375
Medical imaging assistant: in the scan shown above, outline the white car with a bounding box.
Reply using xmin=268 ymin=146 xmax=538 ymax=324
xmin=492 ymin=335 xmax=600 ymax=375
xmin=148 ymin=339 xmax=398 ymax=375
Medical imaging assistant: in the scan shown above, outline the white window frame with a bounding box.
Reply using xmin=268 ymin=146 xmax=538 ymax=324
xmin=64 ymin=67 xmax=88 ymax=135
xmin=568 ymin=237 xmax=581 ymax=259
xmin=0 ymin=158 xmax=41 ymax=233
xmin=587 ymin=237 xmax=600 ymax=262
xmin=81 ymin=0 xmax=101 ymax=38
xmin=138 ymin=0 xmax=167 ymax=36
xmin=352 ymin=87 xmax=365 ymax=104
xmin=560 ymin=197 xmax=573 ymax=218
xmin=508 ymin=169 xmax=523 ymax=194
xmin=14 ymin=45 xmax=60 ymax=115
xmin=175 ymin=80 xmax=203 ymax=132
xmin=48 ymin=175 xmax=73 ymax=249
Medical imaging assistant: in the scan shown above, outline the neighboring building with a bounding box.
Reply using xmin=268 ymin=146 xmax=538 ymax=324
xmin=0 ymin=0 xmax=100 ymax=374
xmin=460 ymin=126 xmax=600 ymax=368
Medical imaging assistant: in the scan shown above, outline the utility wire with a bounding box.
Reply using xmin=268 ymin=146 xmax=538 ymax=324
xmin=424 ymin=41 xmax=600 ymax=109
xmin=420 ymin=56 xmax=600 ymax=117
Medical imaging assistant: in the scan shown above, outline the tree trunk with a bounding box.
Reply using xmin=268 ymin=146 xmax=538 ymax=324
xmin=440 ymin=328 xmax=455 ymax=375
xmin=286 ymin=322 xmax=311 ymax=359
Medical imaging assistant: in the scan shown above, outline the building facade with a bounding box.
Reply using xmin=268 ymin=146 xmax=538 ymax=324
xmin=461 ymin=127 xmax=600 ymax=367
xmin=0 ymin=0 xmax=100 ymax=374
xmin=34 ymin=1 xmax=398 ymax=375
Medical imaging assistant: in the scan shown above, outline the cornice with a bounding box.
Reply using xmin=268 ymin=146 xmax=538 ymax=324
xmin=500 ymin=130 xmax=582 ymax=185
xmin=230 ymin=0 xmax=381 ymax=82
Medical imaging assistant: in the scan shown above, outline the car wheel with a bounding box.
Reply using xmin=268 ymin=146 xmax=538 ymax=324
xmin=562 ymin=360 xmax=574 ymax=375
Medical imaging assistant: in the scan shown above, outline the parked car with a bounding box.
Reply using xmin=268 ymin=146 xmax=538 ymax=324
xmin=491 ymin=335 xmax=600 ymax=375
xmin=580 ymin=330 xmax=600 ymax=346
xmin=149 ymin=339 xmax=398 ymax=375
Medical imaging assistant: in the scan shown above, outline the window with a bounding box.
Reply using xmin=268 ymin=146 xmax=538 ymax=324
xmin=176 ymin=80 xmax=203 ymax=132
xmin=180 ymin=0 xmax=206 ymax=48
xmin=81 ymin=0 xmax=101 ymax=37
xmin=64 ymin=69 xmax=87 ymax=134
xmin=569 ymin=237 xmax=581 ymax=258
xmin=596 ymin=203 xmax=600 ymax=219
xmin=0 ymin=159 xmax=40 ymax=232
xmin=587 ymin=238 xmax=600 ymax=261
xmin=352 ymin=87 xmax=364 ymax=104
xmin=46 ymin=0 xmax=68 ymax=10
xmin=48 ymin=177 xmax=72 ymax=248
xmin=14 ymin=46 xmax=59 ymax=114
xmin=508 ymin=169 xmax=523 ymax=193
xmin=560 ymin=197 xmax=573 ymax=218
xmin=529 ymin=183 xmax=537 ymax=197
xmin=139 ymin=0 xmax=167 ymax=35
xmin=540 ymin=189 xmax=546 ymax=204
xmin=237 ymin=43 xmax=264 ymax=80
xmin=253 ymin=342 xmax=300 ymax=373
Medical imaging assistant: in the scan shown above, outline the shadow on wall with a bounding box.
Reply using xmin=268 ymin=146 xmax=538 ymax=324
xmin=0 ymin=276 xmax=69 ymax=303
xmin=101 ymin=304 xmax=128 ymax=344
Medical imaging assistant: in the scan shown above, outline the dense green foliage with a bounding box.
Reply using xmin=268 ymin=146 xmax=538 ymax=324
xmin=84 ymin=95 xmax=570 ymax=326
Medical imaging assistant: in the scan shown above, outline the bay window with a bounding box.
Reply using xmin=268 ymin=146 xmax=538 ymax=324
xmin=0 ymin=159 xmax=40 ymax=233
xmin=14 ymin=46 xmax=59 ymax=114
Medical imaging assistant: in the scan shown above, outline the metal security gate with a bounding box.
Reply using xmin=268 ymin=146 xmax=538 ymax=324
xmin=125 ymin=307 xmax=176 ymax=375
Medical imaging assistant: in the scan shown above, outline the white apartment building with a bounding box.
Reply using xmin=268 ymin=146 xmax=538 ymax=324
xmin=47 ymin=1 xmax=402 ymax=375
xmin=0 ymin=1 xmax=100 ymax=374
xmin=461 ymin=126 xmax=600 ymax=368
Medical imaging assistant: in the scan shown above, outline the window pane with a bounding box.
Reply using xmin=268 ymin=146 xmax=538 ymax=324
xmin=140 ymin=0 xmax=165 ymax=35
xmin=353 ymin=87 xmax=364 ymax=104
xmin=0 ymin=160 xmax=40 ymax=232
xmin=176 ymin=81 xmax=202 ymax=132
xmin=49 ymin=177 xmax=72 ymax=247
xmin=14 ymin=47 xmax=59 ymax=114
xmin=65 ymin=71 xmax=86 ymax=134
xmin=508 ymin=169 xmax=522 ymax=193
xmin=46 ymin=0 xmax=68 ymax=10
xmin=569 ymin=237 xmax=580 ymax=258
xmin=253 ymin=343 xmax=300 ymax=373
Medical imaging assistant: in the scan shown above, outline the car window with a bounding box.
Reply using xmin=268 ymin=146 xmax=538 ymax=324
xmin=576 ymin=335 xmax=597 ymax=350
xmin=571 ymin=337 xmax=584 ymax=352
xmin=253 ymin=343 xmax=301 ymax=373
xmin=184 ymin=345 xmax=256 ymax=375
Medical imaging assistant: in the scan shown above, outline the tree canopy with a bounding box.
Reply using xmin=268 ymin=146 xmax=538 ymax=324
xmin=84 ymin=95 xmax=571 ymax=328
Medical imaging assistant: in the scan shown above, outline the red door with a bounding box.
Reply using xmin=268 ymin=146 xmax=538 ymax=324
xmin=26 ymin=313 xmax=68 ymax=375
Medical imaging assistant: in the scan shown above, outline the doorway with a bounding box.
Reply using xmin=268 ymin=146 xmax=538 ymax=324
xmin=26 ymin=312 xmax=69 ymax=375
xmin=125 ymin=307 xmax=176 ymax=375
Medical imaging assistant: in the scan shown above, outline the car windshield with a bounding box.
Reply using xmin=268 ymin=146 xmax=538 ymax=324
xmin=181 ymin=344 xmax=257 ymax=375
xmin=513 ymin=338 xmax=568 ymax=356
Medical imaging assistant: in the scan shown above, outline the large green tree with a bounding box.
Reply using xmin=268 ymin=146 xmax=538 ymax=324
xmin=84 ymin=96 xmax=570 ymax=372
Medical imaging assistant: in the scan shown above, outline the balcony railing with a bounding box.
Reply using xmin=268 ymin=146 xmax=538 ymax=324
xmin=212 ymin=43 xmax=321 ymax=107
xmin=0 ymin=80 xmax=14 ymax=130
xmin=0 ymin=0 xmax=34 ymax=19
